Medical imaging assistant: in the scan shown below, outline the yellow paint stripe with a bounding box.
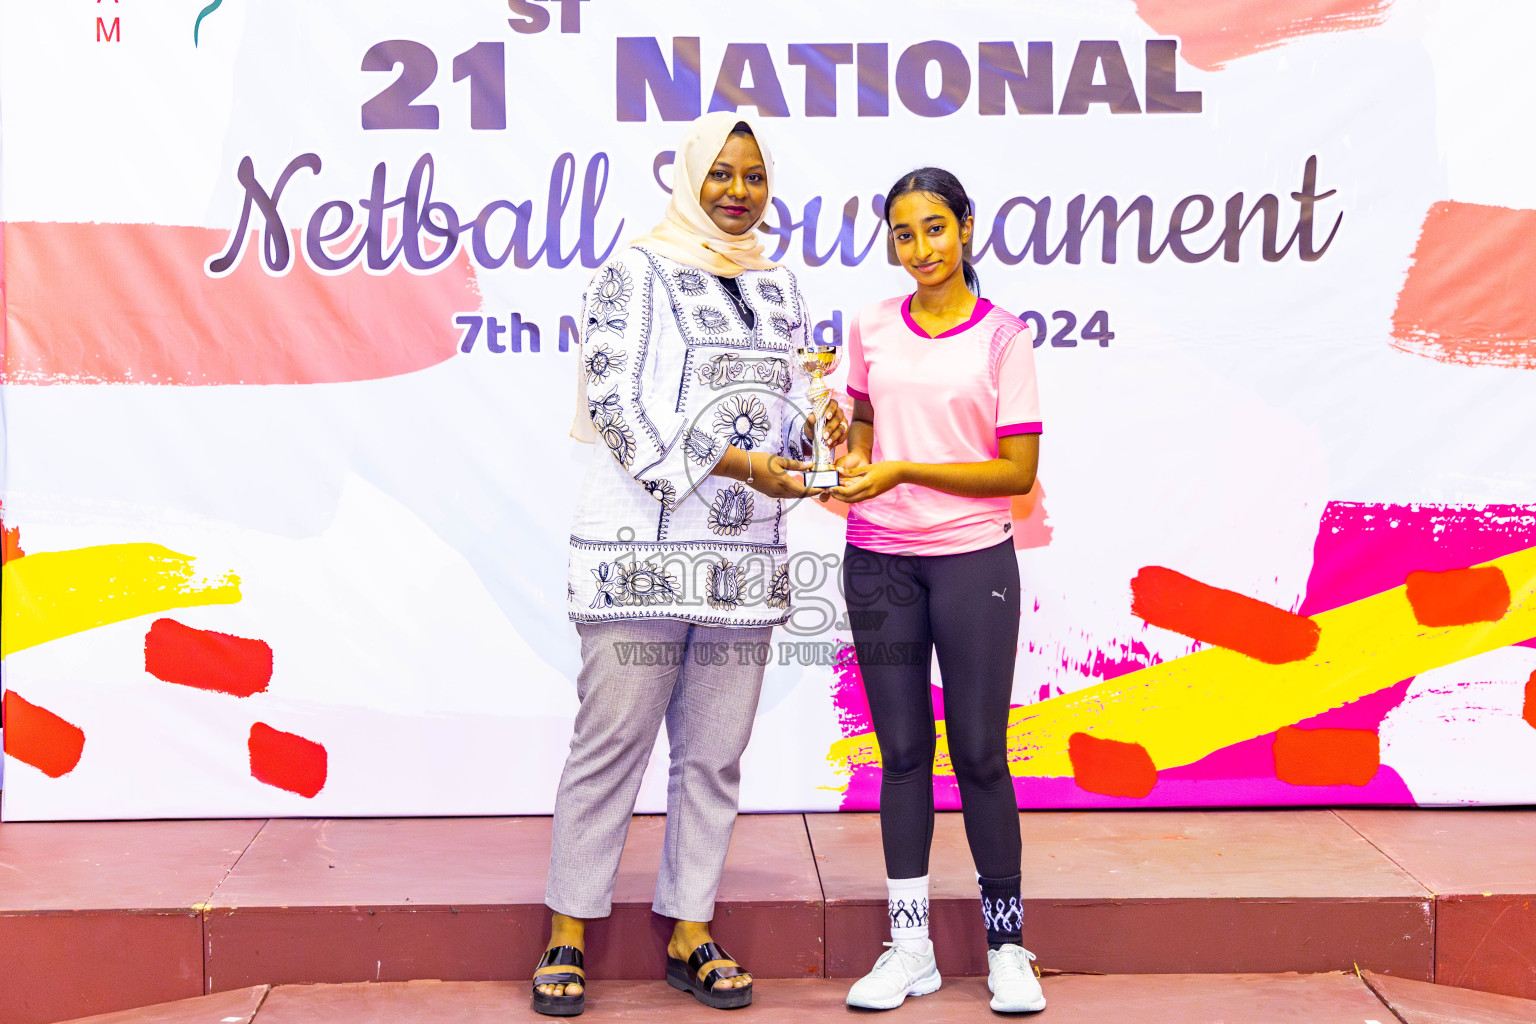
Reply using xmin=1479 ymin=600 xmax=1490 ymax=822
xmin=830 ymin=544 xmax=1536 ymax=779
xmin=2 ymin=544 xmax=242 ymax=657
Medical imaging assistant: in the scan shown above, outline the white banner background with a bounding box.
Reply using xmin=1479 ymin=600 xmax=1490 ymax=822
xmin=3 ymin=0 xmax=1536 ymax=819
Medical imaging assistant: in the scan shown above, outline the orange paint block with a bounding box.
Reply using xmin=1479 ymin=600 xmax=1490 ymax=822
xmin=1404 ymin=566 xmax=1511 ymax=627
xmin=1131 ymin=566 xmax=1321 ymax=664
xmin=1 ymin=523 xmax=21 ymax=565
xmin=2 ymin=691 xmax=86 ymax=778
xmin=1392 ymin=202 xmax=1536 ymax=369
xmin=0 ymin=499 xmax=20 ymax=564
xmin=1068 ymin=732 xmax=1157 ymax=798
xmin=1273 ymin=726 xmax=1379 ymax=787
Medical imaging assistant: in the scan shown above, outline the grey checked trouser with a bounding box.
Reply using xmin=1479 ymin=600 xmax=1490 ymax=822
xmin=545 ymin=618 xmax=771 ymax=921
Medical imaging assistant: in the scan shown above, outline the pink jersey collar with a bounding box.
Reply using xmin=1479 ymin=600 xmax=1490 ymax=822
xmin=900 ymin=294 xmax=994 ymax=339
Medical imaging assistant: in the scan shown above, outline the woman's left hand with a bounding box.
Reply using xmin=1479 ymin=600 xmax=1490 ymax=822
xmin=829 ymin=460 xmax=907 ymax=504
xmin=806 ymin=401 xmax=849 ymax=449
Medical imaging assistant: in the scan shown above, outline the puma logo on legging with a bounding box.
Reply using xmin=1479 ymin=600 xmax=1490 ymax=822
xmin=992 ymin=588 xmax=1007 ymax=601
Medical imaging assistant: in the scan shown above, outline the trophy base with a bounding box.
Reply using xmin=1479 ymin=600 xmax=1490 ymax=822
xmin=802 ymin=468 xmax=841 ymax=489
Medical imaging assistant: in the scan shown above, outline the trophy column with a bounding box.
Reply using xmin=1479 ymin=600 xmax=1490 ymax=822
xmin=792 ymin=341 xmax=843 ymax=489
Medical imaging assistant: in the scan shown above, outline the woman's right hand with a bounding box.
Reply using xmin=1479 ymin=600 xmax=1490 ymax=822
xmin=749 ymin=451 xmax=823 ymax=500
xmin=748 ymin=452 xmax=822 ymax=499
xmin=713 ymin=446 xmax=822 ymax=499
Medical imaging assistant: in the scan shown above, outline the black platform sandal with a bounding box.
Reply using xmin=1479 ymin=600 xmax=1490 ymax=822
xmin=666 ymin=940 xmax=753 ymax=1010
xmin=532 ymin=945 xmax=585 ymax=1017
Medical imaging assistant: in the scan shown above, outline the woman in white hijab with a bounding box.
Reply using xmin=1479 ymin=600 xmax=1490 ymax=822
xmin=535 ymin=111 xmax=845 ymax=1016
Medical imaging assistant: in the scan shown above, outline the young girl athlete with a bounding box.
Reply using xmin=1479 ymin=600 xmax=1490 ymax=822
xmin=831 ymin=167 xmax=1045 ymax=1015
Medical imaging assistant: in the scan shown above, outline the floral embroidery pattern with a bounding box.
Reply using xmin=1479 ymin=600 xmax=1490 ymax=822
xmin=594 ymin=263 xmax=632 ymax=310
xmin=644 ymin=479 xmax=677 ymax=509
xmin=697 ymin=353 xmax=746 ymax=389
xmin=706 ymin=559 xmax=746 ymax=609
xmin=714 ymin=395 xmax=770 ymax=450
xmin=588 ymin=392 xmax=621 ymax=419
xmin=694 ymin=307 xmax=730 ymax=335
xmin=584 ymin=342 xmax=626 ymax=385
xmin=770 ymin=315 xmax=792 ymax=340
xmin=622 ymin=561 xmax=681 ymax=606
xmin=588 ymin=263 xmax=633 ymax=335
xmin=588 ymin=307 xmax=627 ymax=335
xmin=767 ymin=564 xmax=791 ymax=609
xmin=753 ymin=357 xmax=791 ymax=393
xmin=757 ymin=280 xmax=784 ymax=306
xmin=684 ymin=428 xmax=722 ymax=465
xmin=593 ymin=408 xmax=636 ymax=467
xmin=590 ymin=562 xmax=625 ymax=609
xmin=589 ymin=560 xmax=682 ymax=608
xmin=676 ymin=269 xmax=709 ymax=295
xmin=707 ymin=483 xmax=755 ymax=536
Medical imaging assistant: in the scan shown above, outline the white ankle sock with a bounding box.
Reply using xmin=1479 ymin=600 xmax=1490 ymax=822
xmin=886 ymin=875 xmax=930 ymax=953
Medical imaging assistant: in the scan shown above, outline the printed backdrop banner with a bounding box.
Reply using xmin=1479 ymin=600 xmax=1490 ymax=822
xmin=3 ymin=0 xmax=1536 ymax=820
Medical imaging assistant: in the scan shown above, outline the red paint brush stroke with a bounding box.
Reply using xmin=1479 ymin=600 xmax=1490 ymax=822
xmin=2 ymin=691 xmax=86 ymax=778
xmin=1134 ymin=0 xmax=1391 ymax=72
xmin=143 ymin=618 xmax=273 ymax=697
xmin=1130 ymin=566 xmax=1322 ymax=664
xmin=1 ymin=526 xmax=21 ymax=564
xmin=1524 ymin=670 xmax=1536 ymax=731
xmin=248 ymin=722 xmax=327 ymax=797
xmin=1068 ymin=733 xmax=1157 ymax=798
xmin=3 ymin=222 xmax=476 ymax=385
xmin=1273 ymin=725 xmax=1379 ymax=787
xmin=1404 ymin=565 xmax=1511 ymax=627
xmin=1391 ymin=202 xmax=1536 ymax=369
xmin=0 ymin=500 xmax=21 ymax=564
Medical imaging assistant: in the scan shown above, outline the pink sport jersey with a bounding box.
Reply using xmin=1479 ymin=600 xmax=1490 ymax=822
xmin=843 ymin=295 xmax=1042 ymax=556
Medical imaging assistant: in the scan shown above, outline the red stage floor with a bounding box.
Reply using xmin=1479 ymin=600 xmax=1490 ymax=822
xmin=51 ymin=972 xmax=1536 ymax=1024
xmin=1 ymin=809 xmax=1534 ymax=1023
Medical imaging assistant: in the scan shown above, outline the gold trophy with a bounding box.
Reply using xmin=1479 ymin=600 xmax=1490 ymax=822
xmin=791 ymin=339 xmax=844 ymax=489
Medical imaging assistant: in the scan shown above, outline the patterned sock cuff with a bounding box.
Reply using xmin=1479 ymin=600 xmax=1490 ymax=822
xmin=978 ymin=872 xmax=1023 ymax=947
xmin=886 ymin=874 xmax=930 ymax=940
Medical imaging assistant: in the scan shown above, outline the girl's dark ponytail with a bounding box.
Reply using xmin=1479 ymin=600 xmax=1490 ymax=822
xmin=885 ymin=166 xmax=981 ymax=297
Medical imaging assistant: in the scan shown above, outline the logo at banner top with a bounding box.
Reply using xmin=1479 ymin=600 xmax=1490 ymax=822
xmin=193 ymin=0 xmax=222 ymax=47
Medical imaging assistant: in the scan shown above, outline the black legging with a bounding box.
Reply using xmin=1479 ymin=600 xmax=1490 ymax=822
xmin=843 ymin=539 xmax=1023 ymax=880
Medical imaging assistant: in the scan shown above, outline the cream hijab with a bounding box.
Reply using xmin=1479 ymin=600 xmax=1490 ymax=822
xmin=631 ymin=109 xmax=779 ymax=276
xmin=572 ymin=111 xmax=779 ymax=442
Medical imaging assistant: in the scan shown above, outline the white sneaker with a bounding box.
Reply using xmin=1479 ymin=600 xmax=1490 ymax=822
xmin=845 ymin=940 xmax=942 ymax=1010
xmin=987 ymin=944 xmax=1045 ymax=1013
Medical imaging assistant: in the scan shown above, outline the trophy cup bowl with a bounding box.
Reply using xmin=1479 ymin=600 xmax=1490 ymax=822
xmin=790 ymin=340 xmax=844 ymax=489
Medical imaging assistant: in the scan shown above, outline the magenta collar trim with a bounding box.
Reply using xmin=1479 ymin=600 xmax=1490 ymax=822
xmin=901 ymin=294 xmax=993 ymax=339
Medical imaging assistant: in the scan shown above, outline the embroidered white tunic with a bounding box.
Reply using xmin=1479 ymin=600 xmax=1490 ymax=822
xmin=568 ymin=246 xmax=812 ymax=627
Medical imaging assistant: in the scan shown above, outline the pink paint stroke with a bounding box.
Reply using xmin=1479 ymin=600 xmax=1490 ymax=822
xmin=1134 ymin=0 xmax=1393 ymax=72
